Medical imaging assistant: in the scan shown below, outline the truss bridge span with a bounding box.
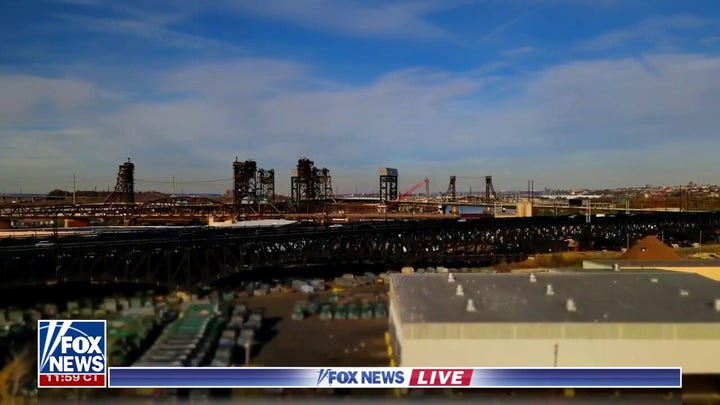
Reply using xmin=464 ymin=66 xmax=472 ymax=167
xmin=1 ymin=212 xmax=718 ymax=289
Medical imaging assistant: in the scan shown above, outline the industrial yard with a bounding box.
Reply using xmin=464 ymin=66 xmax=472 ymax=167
xmin=246 ymin=284 xmax=389 ymax=367
xmin=2 ymin=235 xmax=720 ymax=402
xmin=1 ymin=178 xmax=719 ymax=402
xmin=2 ymin=271 xmax=395 ymax=402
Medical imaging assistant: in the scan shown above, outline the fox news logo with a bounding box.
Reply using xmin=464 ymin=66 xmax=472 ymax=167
xmin=316 ymin=369 xmax=405 ymax=387
xmin=38 ymin=320 xmax=107 ymax=388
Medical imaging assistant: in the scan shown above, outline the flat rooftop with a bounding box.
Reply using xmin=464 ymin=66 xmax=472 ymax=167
xmin=390 ymin=272 xmax=720 ymax=324
xmin=585 ymin=260 xmax=720 ymax=268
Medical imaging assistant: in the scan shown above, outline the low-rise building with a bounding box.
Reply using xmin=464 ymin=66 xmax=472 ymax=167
xmin=389 ymin=272 xmax=720 ymax=374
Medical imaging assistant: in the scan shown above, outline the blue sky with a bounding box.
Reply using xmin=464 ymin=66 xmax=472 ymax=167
xmin=1 ymin=0 xmax=720 ymax=194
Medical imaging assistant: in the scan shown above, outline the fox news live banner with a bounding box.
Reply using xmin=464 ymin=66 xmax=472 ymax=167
xmin=38 ymin=320 xmax=682 ymax=389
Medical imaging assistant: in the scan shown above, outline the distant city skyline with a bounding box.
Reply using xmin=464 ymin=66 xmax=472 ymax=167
xmin=2 ymin=0 xmax=719 ymax=194
xmin=1 ymin=163 xmax=715 ymax=198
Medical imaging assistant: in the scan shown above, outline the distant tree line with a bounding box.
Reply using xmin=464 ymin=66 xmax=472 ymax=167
xmin=47 ymin=189 xmax=109 ymax=197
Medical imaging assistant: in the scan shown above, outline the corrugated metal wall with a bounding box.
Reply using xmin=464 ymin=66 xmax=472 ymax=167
xmin=403 ymin=322 xmax=720 ymax=340
xmin=399 ymin=338 xmax=720 ymax=373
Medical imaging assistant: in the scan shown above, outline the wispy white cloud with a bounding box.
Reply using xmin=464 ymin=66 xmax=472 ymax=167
xmin=163 ymin=59 xmax=310 ymax=99
xmin=501 ymin=46 xmax=536 ymax=58
xmin=49 ymin=13 xmax=243 ymax=52
xmin=47 ymin=0 xmax=103 ymax=6
xmin=218 ymin=0 xmax=465 ymax=39
xmin=479 ymin=9 xmax=535 ymax=42
xmin=479 ymin=0 xmax=628 ymax=6
xmin=45 ymin=0 xmax=465 ymax=40
xmin=47 ymin=0 xmax=199 ymax=25
xmin=0 ymin=75 xmax=97 ymax=125
xmin=36 ymin=0 xmax=465 ymax=57
xmin=3 ymin=51 xmax=720 ymax=193
xmin=577 ymin=15 xmax=713 ymax=51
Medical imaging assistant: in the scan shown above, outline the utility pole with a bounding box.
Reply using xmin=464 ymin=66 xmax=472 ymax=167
xmin=72 ymin=174 xmax=76 ymax=205
xmin=679 ymin=186 xmax=682 ymax=212
xmin=585 ymin=199 xmax=591 ymax=224
xmin=700 ymin=230 xmax=703 ymax=253
xmin=244 ymin=342 xmax=253 ymax=366
xmin=625 ymin=196 xmax=629 ymax=214
xmin=172 ymin=176 xmax=176 ymax=196
xmin=527 ymin=181 xmax=530 ymax=202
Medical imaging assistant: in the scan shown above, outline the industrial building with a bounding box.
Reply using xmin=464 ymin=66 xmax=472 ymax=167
xmin=388 ymin=272 xmax=720 ymax=373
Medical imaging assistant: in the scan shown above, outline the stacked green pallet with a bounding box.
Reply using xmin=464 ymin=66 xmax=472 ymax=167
xmin=107 ymin=317 xmax=152 ymax=366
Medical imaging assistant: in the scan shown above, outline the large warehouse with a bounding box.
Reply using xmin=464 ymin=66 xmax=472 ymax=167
xmin=388 ymin=271 xmax=720 ymax=373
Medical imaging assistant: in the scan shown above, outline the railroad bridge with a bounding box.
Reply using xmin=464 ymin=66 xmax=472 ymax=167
xmin=1 ymin=212 xmax=718 ymax=289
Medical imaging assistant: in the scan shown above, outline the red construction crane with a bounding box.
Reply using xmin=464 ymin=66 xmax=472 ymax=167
xmin=383 ymin=178 xmax=429 ymax=208
xmin=398 ymin=177 xmax=429 ymax=200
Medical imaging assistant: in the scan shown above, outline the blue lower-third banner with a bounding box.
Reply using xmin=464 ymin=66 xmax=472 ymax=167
xmin=107 ymin=367 xmax=682 ymax=389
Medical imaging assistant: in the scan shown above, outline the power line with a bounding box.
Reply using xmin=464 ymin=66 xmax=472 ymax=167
xmin=135 ymin=178 xmax=232 ymax=185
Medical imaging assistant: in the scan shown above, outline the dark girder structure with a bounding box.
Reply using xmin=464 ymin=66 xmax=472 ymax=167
xmin=290 ymin=158 xmax=334 ymax=211
xmin=139 ymin=196 xmax=232 ymax=217
xmin=446 ymin=175 xmax=497 ymax=202
xmin=379 ymin=167 xmax=399 ymax=203
xmin=2 ymin=212 xmax=719 ymax=290
xmin=232 ymin=158 xmax=257 ymax=207
xmin=256 ymin=169 xmax=275 ymax=203
xmin=0 ymin=196 xmax=237 ymax=224
xmin=231 ymin=158 xmax=276 ymax=215
xmin=447 ymin=176 xmax=456 ymax=201
xmin=105 ymin=158 xmax=135 ymax=205
xmin=486 ymin=176 xmax=497 ymax=202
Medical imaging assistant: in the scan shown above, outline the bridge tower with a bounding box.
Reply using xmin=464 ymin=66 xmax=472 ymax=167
xmin=379 ymin=167 xmax=398 ymax=203
xmin=105 ymin=158 xmax=135 ymax=204
xmin=291 ymin=158 xmax=314 ymax=204
xmin=291 ymin=157 xmax=334 ymax=212
xmin=315 ymin=167 xmax=334 ymax=202
xmin=256 ymin=169 xmax=275 ymax=203
xmin=233 ymin=158 xmax=258 ymax=207
xmin=446 ymin=176 xmax=456 ymax=201
xmin=485 ymin=176 xmax=497 ymax=202
xmin=232 ymin=158 xmax=277 ymax=215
